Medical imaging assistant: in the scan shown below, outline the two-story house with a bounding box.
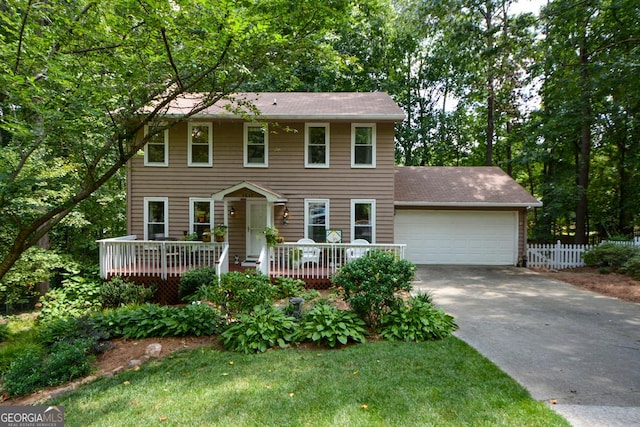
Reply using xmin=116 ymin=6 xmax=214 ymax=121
xmin=101 ymin=92 xmax=541 ymax=302
xmin=128 ymin=92 xmax=404 ymax=260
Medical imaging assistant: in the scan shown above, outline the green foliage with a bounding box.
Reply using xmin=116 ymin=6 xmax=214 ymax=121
xmin=179 ymin=267 xmax=217 ymax=302
xmin=195 ymin=271 xmax=276 ymax=315
xmin=220 ymin=305 xmax=297 ymax=354
xmin=38 ymin=272 xmax=102 ymax=324
xmin=273 ymin=276 xmax=306 ymax=299
xmin=0 ymin=323 xmax=9 ymax=343
xmin=0 ymin=248 xmax=72 ymax=311
xmin=294 ymin=303 xmax=368 ymax=348
xmin=380 ymin=294 xmax=459 ymax=342
xmin=2 ymin=351 xmax=45 ymax=396
xmin=100 ymin=277 xmax=156 ymax=308
xmin=1 ymin=339 xmax=94 ymax=396
xmin=623 ymin=255 xmax=640 ymax=280
xmin=332 ymin=250 xmax=415 ymax=328
xmin=94 ymin=303 xmax=224 ymax=339
xmin=583 ymin=243 xmax=639 ymax=272
xmin=37 ymin=316 xmax=110 ymax=355
xmin=44 ymin=340 xmax=95 ymax=387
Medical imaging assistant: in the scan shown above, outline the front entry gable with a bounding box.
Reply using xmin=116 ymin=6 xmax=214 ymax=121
xmin=211 ymin=181 xmax=287 ymax=203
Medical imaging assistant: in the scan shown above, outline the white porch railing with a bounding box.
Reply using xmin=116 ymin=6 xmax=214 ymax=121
xmin=98 ymin=236 xmax=228 ymax=280
xmin=527 ymin=239 xmax=639 ymax=270
xmin=268 ymin=242 xmax=407 ymax=280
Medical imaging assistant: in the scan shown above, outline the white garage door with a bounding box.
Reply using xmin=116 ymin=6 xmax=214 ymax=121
xmin=394 ymin=210 xmax=518 ymax=265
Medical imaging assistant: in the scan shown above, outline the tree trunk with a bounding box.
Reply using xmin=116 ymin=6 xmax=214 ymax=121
xmin=575 ymin=40 xmax=591 ymax=244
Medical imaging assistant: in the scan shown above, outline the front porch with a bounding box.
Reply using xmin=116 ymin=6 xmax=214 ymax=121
xmin=98 ymin=235 xmax=406 ymax=290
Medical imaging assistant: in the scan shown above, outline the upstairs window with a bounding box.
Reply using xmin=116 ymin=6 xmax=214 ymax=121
xmin=305 ymin=123 xmax=329 ymax=167
xmin=244 ymin=123 xmax=268 ymax=167
xmin=351 ymin=123 xmax=376 ymax=168
xmin=144 ymin=124 xmax=169 ymax=166
xmin=351 ymin=199 xmax=375 ymax=243
xmin=144 ymin=197 xmax=168 ymax=240
xmin=188 ymin=123 xmax=212 ymax=166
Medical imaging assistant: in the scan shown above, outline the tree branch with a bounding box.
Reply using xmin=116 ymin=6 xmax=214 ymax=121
xmin=160 ymin=27 xmax=183 ymax=90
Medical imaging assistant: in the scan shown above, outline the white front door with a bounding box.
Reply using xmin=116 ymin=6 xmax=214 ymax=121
xmin=246 ymin=200 xmax=268 ymax=259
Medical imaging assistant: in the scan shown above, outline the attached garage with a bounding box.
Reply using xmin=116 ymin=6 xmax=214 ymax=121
xmin=395 ymin=209 xmax=518 ymax=265
xmin=394 ymin=167 xmax=542 ymax=266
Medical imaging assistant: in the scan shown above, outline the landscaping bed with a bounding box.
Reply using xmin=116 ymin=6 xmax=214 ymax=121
xmin=534 ymin=266 xmax=640 ymax=303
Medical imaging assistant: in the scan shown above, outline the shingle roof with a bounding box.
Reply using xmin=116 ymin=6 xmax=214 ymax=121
xmin=395 ymin=166 xmax=542 ymax=208
xmin=159 ymin=92 xmax=405 ymax=121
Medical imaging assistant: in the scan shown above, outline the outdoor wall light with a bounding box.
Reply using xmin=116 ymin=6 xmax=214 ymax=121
xmin=282 ymin=206 xmax=289 ymax=224
xmin=229 ymin=207 xmax=236 ymax=218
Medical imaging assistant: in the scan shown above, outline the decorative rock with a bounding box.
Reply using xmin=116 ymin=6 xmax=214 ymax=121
xmin=146 ymin=343 xmax=162 ymax=358
xmin=128 ymin=359 xmax=143 ymax=368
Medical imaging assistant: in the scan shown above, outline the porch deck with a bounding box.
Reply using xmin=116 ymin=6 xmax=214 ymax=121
xmin=98 ymin=236 xmax=406 ymax=287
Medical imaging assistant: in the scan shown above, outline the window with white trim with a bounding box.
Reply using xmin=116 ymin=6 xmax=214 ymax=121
xmin=305 ymin=123 xmax=329 ymax=167
xmin=351 ymin=123 xmax=376 ymax=167
xmin=144 ymin=197 xmax=168 ymax=240
xmin=244 ymin=123 xmax=268 ymax=167
xmin=305 ymin=199 xmax=329 ymax=243
xmin=189 ymin=198 xmax=212 ymax=239
xmin=144 ymin=124 xmax=169 ymax=166
xmin=188 ymin=122 xmax=212 ymax=166
xmin=351 ymin=199 xmax=375 ymax=243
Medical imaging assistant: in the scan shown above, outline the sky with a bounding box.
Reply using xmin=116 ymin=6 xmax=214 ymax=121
xmin=511 ymin=0 xmax=547 ymax=15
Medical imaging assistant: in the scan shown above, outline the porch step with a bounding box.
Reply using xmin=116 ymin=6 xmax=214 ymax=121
xmin=241 ymin=259 xmax=258 ymax=267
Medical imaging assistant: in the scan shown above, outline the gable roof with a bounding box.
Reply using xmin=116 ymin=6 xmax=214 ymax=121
xmin=211 ymin=181 xmax=287 ymax=203
xmin=159 ymin=92 xmax=405 ymax=121
xmin=395 ymin=166 xmax=542 ymax=208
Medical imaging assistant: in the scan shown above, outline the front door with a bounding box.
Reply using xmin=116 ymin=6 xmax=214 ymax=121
xmin=246 ymin=200 xmax=267 ymax=259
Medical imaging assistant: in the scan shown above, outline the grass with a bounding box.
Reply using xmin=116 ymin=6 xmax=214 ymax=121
xmin=50 ymin=338 xmax=569 ymax=427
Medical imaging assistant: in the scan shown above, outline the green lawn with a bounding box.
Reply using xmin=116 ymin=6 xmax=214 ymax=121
xmin=50 ymin=338 xmax=568 ymax=427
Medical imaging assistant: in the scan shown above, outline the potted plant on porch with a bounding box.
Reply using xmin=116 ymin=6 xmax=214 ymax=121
xmin=263 ymin=226 xmax=280 ymax=247
xmin=213 ymin=224 xmax=228 ymax=242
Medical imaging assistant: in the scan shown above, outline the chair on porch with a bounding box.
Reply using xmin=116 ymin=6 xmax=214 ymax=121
xmin=296 ymin=238 xmax=321 ymax=266
xmin=346 ymin=239 xmax=370 ymax=261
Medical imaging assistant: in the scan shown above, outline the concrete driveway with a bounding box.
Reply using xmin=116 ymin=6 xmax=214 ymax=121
xmin=412 ymin=265 xmax=640 ymax=427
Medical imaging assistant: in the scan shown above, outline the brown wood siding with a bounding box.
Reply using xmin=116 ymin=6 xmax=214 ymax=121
xmin=128 ymin=120 xmax=397 ymax=246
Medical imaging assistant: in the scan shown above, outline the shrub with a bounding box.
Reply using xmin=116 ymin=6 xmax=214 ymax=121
xmin=332 ymin=250 xmax=416 ymax=328
xmin=43 ymin=340 xmax=94 ymax=386
xmin=623 ymin=255 xmax=640 ymax=280
xmin=273 ymin=276 xmax=306 ymax=299
xmin=38 ymin=272 xmax=102 ymax=324
xmin=100 ymin=277 xmax=156 ymax=308
xmin=0 ymin=323 xmax=9 ymax=342
xmin=2 ymin=351 xmax=44 ymax=396
xmin=94 ymin=303 xmax=224 ymax=339
xmin=38 ymin=316 xmax=111 ymax=355
xmin=179 ymin=267 xmax=217 ymax=302
xmin=195 ymin=271 xmax=276 ymax=315
xmin=294 ymin=303 xmax=368 ymax=348
xmin=2 ymin=340 xmax=95 ymax=396
xmin=220 ymin=305 xmax=297 ymax=353
xmin=380 ymin=294 xmax=458 ymax=342
xmin=583 ymin=243 xmax=639 ymax=272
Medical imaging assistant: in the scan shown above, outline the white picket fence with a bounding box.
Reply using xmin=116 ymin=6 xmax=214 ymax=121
xmin=527 ymin=237 xmax=640 ymax=269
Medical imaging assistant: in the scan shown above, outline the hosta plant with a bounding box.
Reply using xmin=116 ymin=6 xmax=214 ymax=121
xmin=294 ymin=303 xmax=368 ymax=348
xmin=220 ymin=305 xmax=297 ymax=354
xmin=380 ymin=294 xmax=458 ymax=342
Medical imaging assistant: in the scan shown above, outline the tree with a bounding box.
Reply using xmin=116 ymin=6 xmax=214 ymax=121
xmin=0 ymin=0 xmax=348 ymax=282
xmin=539 ymin=0 xmax=640 ymax=243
